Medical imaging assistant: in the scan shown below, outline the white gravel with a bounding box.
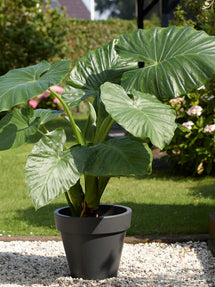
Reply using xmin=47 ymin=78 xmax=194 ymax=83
xmin=0 ymin=240 xmax=215 ymax=287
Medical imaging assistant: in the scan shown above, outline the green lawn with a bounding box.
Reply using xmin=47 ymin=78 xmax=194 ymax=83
xmin=0 ymin=118 xmax=215 ymax=236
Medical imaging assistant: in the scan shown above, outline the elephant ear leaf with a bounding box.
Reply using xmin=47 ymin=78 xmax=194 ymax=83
xmin=25 ymin=128 xmax=89 ymax=209
xmin=85 ymin=137 xmax=152 ymax=176
xmin=0 ymin=60 xmax=71 ymax=112
xmin=34 ymin=109 xmax=63 ymax=125
xmin=0 ymin=106 xmax=41 ymax=150
xmin=62 ymin=39 xmax=137 ymax=107
xmin=0 ymin=107 xmax=63 ymax=151
xmin=116 ymin=26 xmax=215 ymax=100
xmin=101 ymin=82 xmax=176 ymax=149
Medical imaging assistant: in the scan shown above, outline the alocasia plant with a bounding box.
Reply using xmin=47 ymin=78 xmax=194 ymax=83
xmin=0 ymin=26 xmax=215 ymax=217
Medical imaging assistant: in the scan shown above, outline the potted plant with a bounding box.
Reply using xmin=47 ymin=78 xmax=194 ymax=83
xmin=0 ymin=26 xmax=215 ymax=279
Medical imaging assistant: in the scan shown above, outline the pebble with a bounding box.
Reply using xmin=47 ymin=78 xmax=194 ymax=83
xmin=0 ymin=241 xmax=215 ymax=286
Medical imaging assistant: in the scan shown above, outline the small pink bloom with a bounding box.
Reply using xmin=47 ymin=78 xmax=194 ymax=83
xmin=172 ymin=150 xmax=181 ymax=155
xmin=29 ymin=99 xmax=38 ymax=108
xmin=37 ymin=91 xmax=49 ymax=99
xmin=169 ymin=97 xmax=183 ymax=105
xmin=53 ymin=97 xmax=60 ymax=104
xmin=37 ymin=86 xmax=63 ymax=99
xmin=182 ymin=121 xmax=194 ymax=130
xmin=204 ymin=124 xmax=215 ymax=133
xmin=187 ymin=105 xmax=203 ymax=116
xmin=50 ymin=85 xmax=64 ymax=94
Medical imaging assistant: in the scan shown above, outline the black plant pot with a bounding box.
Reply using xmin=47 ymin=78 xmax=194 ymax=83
xmin=54 ymin=204 xmax=132 ymax=280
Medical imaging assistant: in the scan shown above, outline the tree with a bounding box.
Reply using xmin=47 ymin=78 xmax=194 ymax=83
xmin=95 ymin=0 xmax=136 ymax=19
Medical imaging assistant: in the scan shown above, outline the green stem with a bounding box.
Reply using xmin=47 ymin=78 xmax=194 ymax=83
xmin=37 ymin=129 xmax=45 ymax=136
xmin=84 ymin=175 xmax=100 ymax=210
xmin=94 ymin=115 xmax=115 ymax=143
xmin=49 ymin=88 xmax=86 ymax=146
xmin=65 ymin=192 xmax=76 ymax=215
xmin=41 ymin=124 xmax=49 ymax=133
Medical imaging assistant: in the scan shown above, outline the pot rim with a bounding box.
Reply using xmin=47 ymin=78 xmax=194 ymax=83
xmin=54 ymin=204 xmax=132 ymax=219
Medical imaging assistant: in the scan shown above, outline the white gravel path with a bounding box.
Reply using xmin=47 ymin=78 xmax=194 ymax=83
xmin=0 ymin=240 xmax=215 ymax=286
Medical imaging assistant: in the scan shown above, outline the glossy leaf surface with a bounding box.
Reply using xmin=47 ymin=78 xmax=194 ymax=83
xmin=0 ymin=108 xmax=63 ymax=150
xmin=85 ymin=137 xmax=152 ymax=176
xmin=25 ymin=129 xmax=88 ymax=209
xmin=62 ymin=39 xmax=137 ymax=107
xmin=0 ymin=108 xmax=41 ymax=150
xmin=34 ymin=109 xmax=63 ymax=125
xmin=116 ymin=26 xmax=215 ymax=99
xmin=0 ymin=60 xmax=71 ymax=112
xmin=101 ymin=83 xmax=176 ymax=149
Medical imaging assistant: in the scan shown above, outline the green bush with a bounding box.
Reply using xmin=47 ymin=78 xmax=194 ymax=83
xmin=164 ymin=1 xmax=215 ymax=176
xmin=174 ymin=0 xmax=215 ymax=35
xmin=0 ymin=0 xmax=70 ymax=75
xmin=165 ymin=81 xmax=215 ymax=176
xmin=67 ymin=19 xmax=137 ymax=65
xmin=0 ymin=1 xmax=160 ymax=76
xmin=67 ymin=18 xmax=160 ymax=66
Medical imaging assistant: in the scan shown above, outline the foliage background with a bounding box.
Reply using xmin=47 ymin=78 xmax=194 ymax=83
xmin=0 ymin=0 xmax=161 ymax=76
xmin=0 ymin=0 xmax=70 ymax=75
xmin=164 ymin=0 xmax=215 ymax=176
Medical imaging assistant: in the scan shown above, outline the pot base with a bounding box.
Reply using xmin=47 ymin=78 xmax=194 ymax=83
xmin=54 ymin=204 xmax=132 ymax=280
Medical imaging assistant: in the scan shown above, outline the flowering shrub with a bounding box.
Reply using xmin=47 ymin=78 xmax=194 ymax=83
xmin=165 ymin=82 xmax=215 ymax=175
xmin=168 ymin=1 xmax=215 ymax=175
xmin=28 ymin=85 xmax=63 ymax=110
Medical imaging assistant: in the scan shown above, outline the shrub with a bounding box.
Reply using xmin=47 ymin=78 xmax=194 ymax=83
xmin=0 ymin=0 xmax=70 ymax=75
xmin=67 ymin=18 xmax=160 ymax=66
xmin=174 ymin=0 xmax=215 ymax=35
xmin=28 ymin=85 xmax=64 ymax=111
xmin=165 ymin=80 xmax=215 ymax=175
xmin=164 ymin=1 xmax=215 ymax=176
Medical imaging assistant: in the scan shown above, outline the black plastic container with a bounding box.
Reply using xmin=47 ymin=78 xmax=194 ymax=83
xmin=54 ymin=204 xmax=132 ymax=280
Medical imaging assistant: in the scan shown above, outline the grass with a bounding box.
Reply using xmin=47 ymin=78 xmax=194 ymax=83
xmin=102 ymin=176 xmax=215 ymax=235
xmin=0 ymin=118 xmax=215 ymax=236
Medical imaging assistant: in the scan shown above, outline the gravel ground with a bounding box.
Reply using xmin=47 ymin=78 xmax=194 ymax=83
xmin=0 ymin=240 xmax=215 ymax=287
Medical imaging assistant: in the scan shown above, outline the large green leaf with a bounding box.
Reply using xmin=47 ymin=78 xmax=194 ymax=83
xmin=0 ymin=60 xmax=71 ymax=112
xmin=25 ymin=129 xmax=88 ymax=209
xmin=115 ymin=26 xmax=215 ymax=100
xmin=34 ymin=109 xmax=63 ymax=125
xmin=0 ymin=107 xmax=41 ymax=150
xmin=101 ymin=82 xmax=176 ymax=149
xmin=0 ymin=108 xmax=63 ymax=150
xmin=62 ymin=39 xmax=137 ymax=107
xmin=85 ymin=137 xmax=152 ymax=176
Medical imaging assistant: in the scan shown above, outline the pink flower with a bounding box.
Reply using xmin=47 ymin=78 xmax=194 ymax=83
xmin=204 ymin=124 xmax=215 ymax=133
xmin=182 ymin=121 xmax=194 ymax=130
xmin=187 ymin=105 xmax=203 ymax=116
xmin=37 ymin=85 xmax=63 ymax=99
xmin=169 ymin=97 xmax=183 ymax=105
xmin=51 ymin=86 xmax=63 ymax=105
xmin=29 ymin=99 xmax=38 ymax=108
xmin=53 ymin=97 xmax=60 ymax=104
xmin=49 ymin=85 xmax=64 ymax=94
xmin=37 ymin=91 xmax=49 ymax=99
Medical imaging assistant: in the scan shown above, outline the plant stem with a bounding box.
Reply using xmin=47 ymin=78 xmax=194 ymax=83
xmin=64 ymin=192 xmax=76 ymax=215
xmin=49 ymin=88 xmax=86 ymax=146
xmin=94 ymin=115 xmax=115 ymax=143
xmin=41 ymin=124 xmax=49 ymax=133
xmin=37 ymin=129 xmax=45 ymax=136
